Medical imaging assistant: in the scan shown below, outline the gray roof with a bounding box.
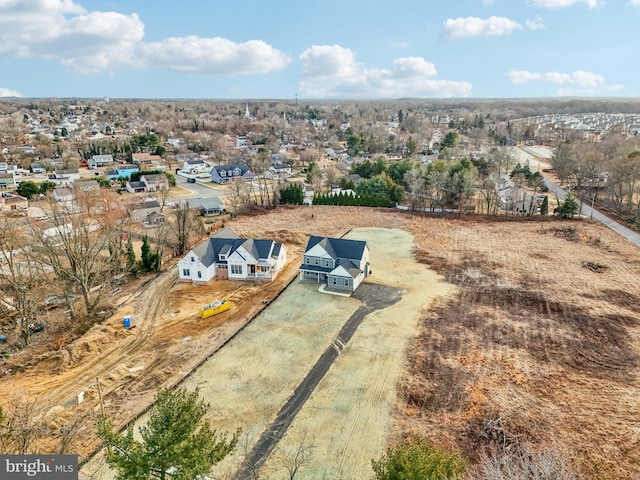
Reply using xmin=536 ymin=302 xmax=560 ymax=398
xmin=188 ymin=197 xmax=224 ymax=210
xmin=191 ymin=228 xmax=282 ymax=268
xmin=211 ymin=164 xmax=252 ymax=176
xmin=304 ymin=236 xmax=367 ymax=262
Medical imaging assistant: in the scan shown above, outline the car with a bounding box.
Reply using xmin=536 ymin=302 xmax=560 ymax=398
xmin=187 ymin=177 xmax=196 ymax=183
xmin=45 ymin=294 xmax=75 ymax=306
xmin=28 ymin=322 xmax=44 ymax=333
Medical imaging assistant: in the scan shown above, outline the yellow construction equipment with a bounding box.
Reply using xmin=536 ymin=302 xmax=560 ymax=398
xmin=198 ymin=300 xmax=231 ymax=319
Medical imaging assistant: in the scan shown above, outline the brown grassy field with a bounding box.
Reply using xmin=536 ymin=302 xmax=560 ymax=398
xmin=232 ymin=206 xmax=640 ymax=479
xmin=3 ymin=205 xmax=639 ymax=479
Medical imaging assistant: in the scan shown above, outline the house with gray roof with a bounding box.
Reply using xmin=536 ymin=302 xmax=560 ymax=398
xmin=188 ymin=197 xmax=225 ymax=216
xmin=210 ymin=163 xmax=254 ymax=184
xmin=299 ymin=236 xmax=370 ymax=292
xmin=178 ymin=227 xmax=287 ymax=285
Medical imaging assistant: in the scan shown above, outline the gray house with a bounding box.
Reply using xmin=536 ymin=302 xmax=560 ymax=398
xmin=299 ymin=236 xmax=370 ymax=292
xmin=188 ymin=197 xmax=225 ymax=216
xmin=210 ymin=163 xmax=254 ymax=184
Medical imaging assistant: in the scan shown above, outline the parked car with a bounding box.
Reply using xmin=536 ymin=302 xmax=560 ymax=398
xmin=45 ymin=294 xmax=75 ymax=306
xmin=187 ymin=177 xmax=196 ymax=183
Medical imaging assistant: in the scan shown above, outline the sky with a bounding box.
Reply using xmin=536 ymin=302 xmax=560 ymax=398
xmin=0 ymin=0 xmax=638 ymax=100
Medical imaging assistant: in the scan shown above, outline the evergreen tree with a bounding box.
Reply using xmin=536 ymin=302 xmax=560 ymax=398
xmin=540 ymin=195 xmax=549 ymax=216
xmin=558 ymin=192 xmax=579 ymax=219
xmin=98 ymin=388 xmax=239 ymax=480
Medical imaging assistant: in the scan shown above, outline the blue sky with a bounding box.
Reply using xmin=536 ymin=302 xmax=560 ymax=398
xmin=0 ymin=0 xmax=637 ymax=99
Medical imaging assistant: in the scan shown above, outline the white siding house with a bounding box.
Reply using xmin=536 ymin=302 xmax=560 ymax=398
xmin=178 ymin=228 xmax=287 ymax=285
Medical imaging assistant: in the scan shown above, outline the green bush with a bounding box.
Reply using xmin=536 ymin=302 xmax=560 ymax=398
xmin=372 ymin=436 xmax=467 ymax=480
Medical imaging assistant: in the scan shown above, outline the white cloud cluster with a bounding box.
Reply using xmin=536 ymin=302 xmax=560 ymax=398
xmin=298 ymin=45 xmax=472 ymax=98
xmin=443 ymin=16 xmax=522 ymax=38
xmin=0 ymin=87 xmax=22 ymax=97
xmin=139 ymin=37 xmax=289 ymax=75
xmin=629 ymin=0 xmax=640 ymax=5
xmin=506 ymin=69 xmax=623 ymax=95
xmin=0 ymin=0 xmax=289 ymax=76
xmin=0 ymin=0 xmax=144 ymax=73
xmin=529 ymin=0 xmax=601 ymax=8
xmin=507 ymin=69 xmax=604 ymax=87
xmin=525 ymin=15 xmax=546 ymax=30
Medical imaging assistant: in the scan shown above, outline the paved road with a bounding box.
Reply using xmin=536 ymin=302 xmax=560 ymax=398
xmin=233 ymin=282 xmax=404 ymax=479
xmin=173 ymin=173 xmax=226 ymax=199
xmin=544 ymin=177 xmax=640 ymax=247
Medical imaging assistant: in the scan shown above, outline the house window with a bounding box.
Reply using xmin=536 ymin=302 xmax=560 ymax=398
xmin=182 ymin=268 xmax=190 ymax=277
xmin=197 ymin=271 xmax=202 ymax=278
xmin=345 ymin=279 xmax=350 ymax=286
xmin=190 ymin=256 xmax=195 ymax=262
xmin=305 ymin=257 xmax=310 ymax=264
xmin=231 ymin=264 xmax=242 ymax=275
xmin=332 ymin=277 xmax=337 ymax=285
xmin=323 ymin=259 xmax=331 ymax=267
xmin=314 ymin=258 xmax=319 ymax=265
xmin=220 ymin=170 xmax=226 ymax=177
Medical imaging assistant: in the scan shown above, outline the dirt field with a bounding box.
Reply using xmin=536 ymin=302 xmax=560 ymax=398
xmin=2 ymin=205 xmax=639 ymax=479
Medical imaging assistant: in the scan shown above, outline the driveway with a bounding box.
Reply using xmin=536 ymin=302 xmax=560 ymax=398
xmin=544 ymin=177 xmax=640 ymax=248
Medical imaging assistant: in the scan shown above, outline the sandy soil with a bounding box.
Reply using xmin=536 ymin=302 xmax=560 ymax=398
xmin=3 ymin=205 xmax=639 ymax=480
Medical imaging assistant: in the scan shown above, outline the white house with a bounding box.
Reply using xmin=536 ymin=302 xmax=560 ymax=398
xmin=178 ymin=228 xmax=287 ymax=285
xmin=299 ymin=236 xmax=370 ymax=293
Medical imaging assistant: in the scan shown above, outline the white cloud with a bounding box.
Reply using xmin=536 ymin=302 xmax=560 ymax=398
xmin=298 ymin=46 xmax=472 ymax=98
xmin=0 ymin=0 xmax=288 ymax=76
xmin=629 ymin=0 xmax=640 ymax=5
xmin=529 ymin=0 xmax=601 ymax=8
xmin=0 ymin=0 xmax=144 ymax=73
xmin=138 ymin=37 xmax=289 ymax=75
xmin=506 ymin=70 xmax=542 ymax=84
xmin=507 ymin=69 xmax=620 ymax=95
xmin=443 ymin=16 xmax=522 ymax=39
xmin=0 ymin=87 xmax=22 ymax=97
xmin=525 ymin=16 xmax=545 ymax=30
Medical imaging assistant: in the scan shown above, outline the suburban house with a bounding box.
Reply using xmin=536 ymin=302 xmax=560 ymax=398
xmin=129 ymin=199 xmax=161 ymax=223
xmin=0 ymin=192 xmax=28 ymax=213
xmin=73 ymin=179 xmax=100 ymax=192
xmin=88 ymin=154 xmax=114 ymax=169
xmin=178 ymin=227 xmax=287 ymax=285
xmin=265 ymin=161 xmax=292 ymax=180
xmin=53 ymin=187 xmax=75 ymax=204
xmin=183 ymin=159 xmax=210 ymax=175
xmin=126 ymin=181 xmax=146 ymax=194
xmin=210 ymin=163 xmax=254 ymax=184
xmin=141 ymin=173 xmax=169 ymax=192
xmin=188 ymin=197 xmax=225 ymax=216
xmin=299 ymin=236 xmax=370 ymax=292
xmin=132 ymin=153 xmax=162 ymax=169
xmin=49 ymin=169 xmax=80 ymax=186
xmin=0 ymin=173 xmax=15 ymax=190
xmin=30 ymin=162 xmax=47 ymax=174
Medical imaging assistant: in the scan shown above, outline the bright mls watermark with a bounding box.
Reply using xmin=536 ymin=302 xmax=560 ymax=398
xmin=0 ymin=455 xmax=77 ymax=479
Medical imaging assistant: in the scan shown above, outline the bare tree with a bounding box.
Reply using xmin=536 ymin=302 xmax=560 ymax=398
xmin=174 ymin=201 xmax=195 ymax=257
xmin=278 ymin=431 xmax=314 ymax=480
xmin=0 ymin=217 xmax=48 ymax=344
xmin=0 ymin=395 xmax=46 ymax=454
xmin=29 ymin=191 xmax=127 ymax=315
